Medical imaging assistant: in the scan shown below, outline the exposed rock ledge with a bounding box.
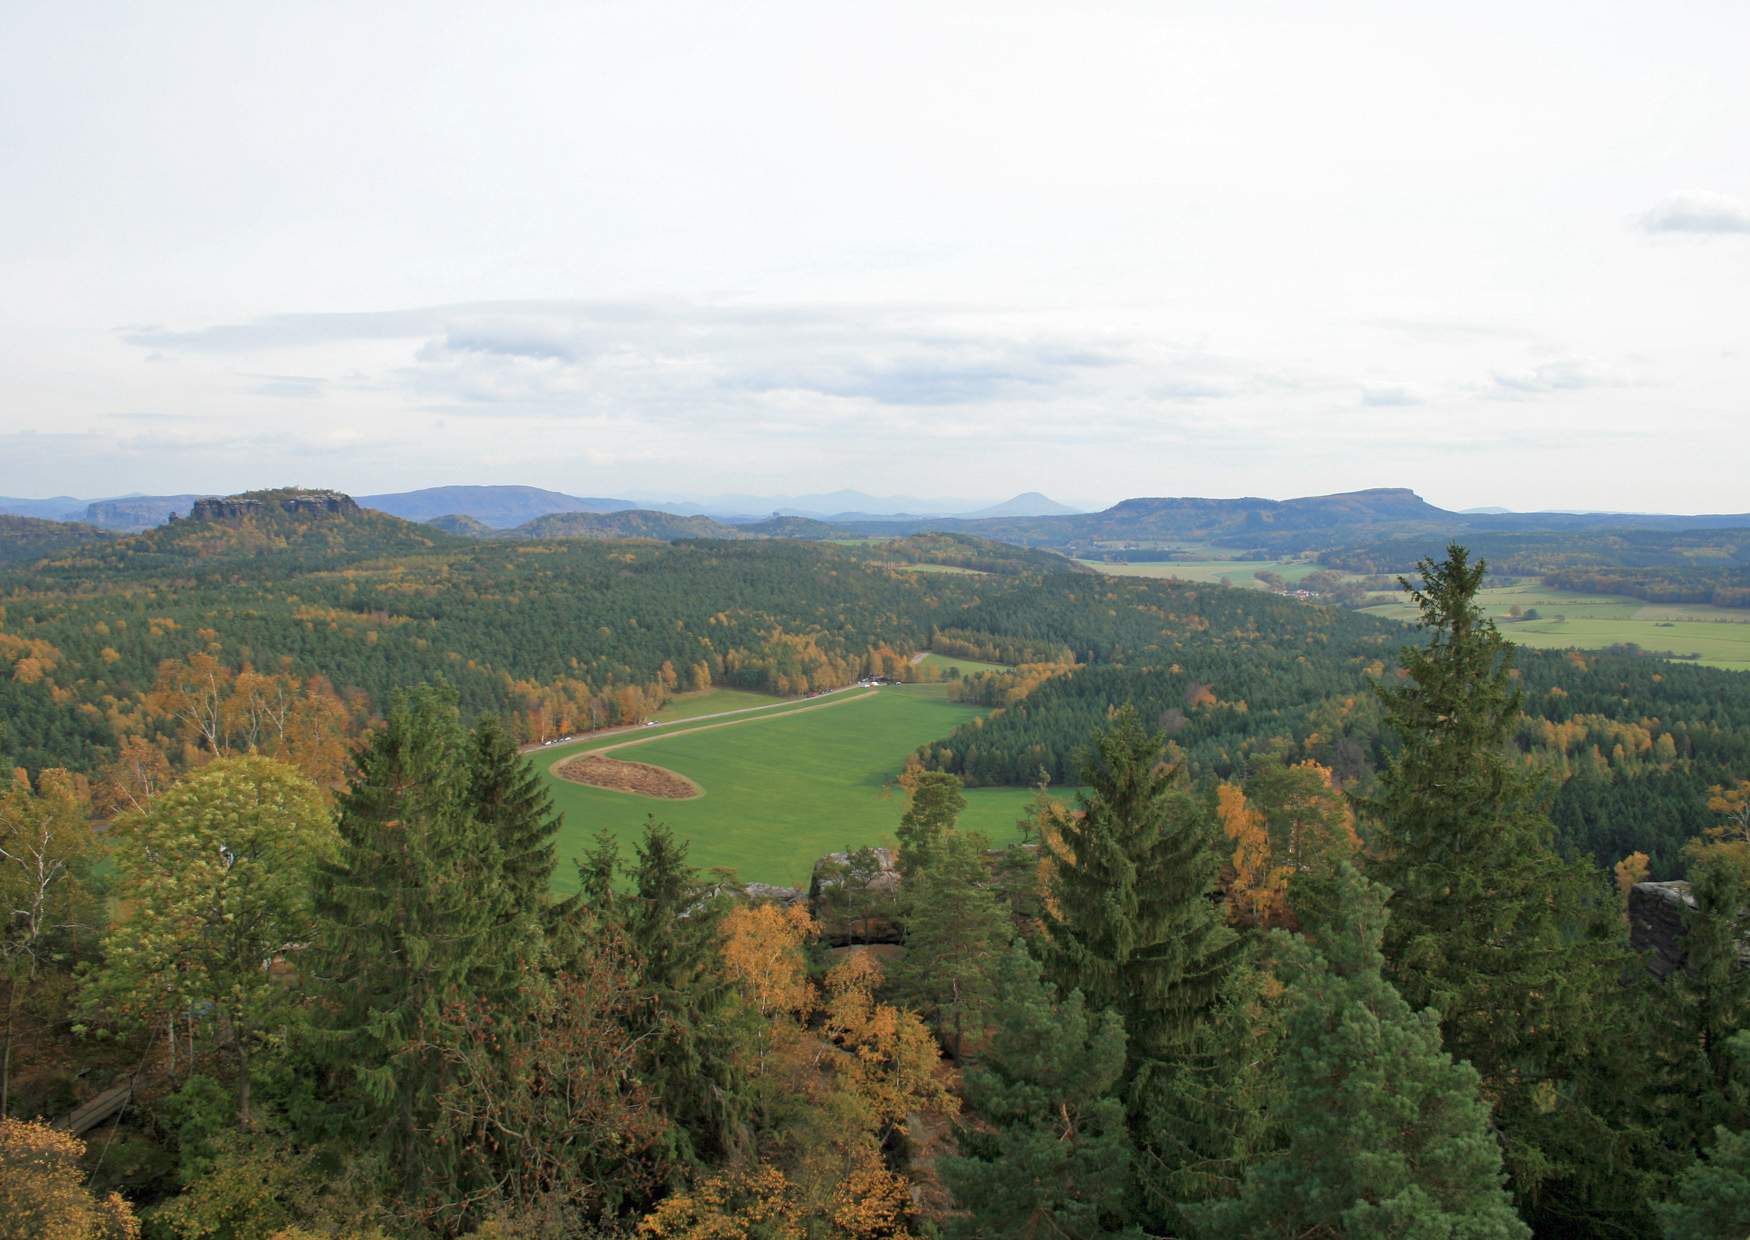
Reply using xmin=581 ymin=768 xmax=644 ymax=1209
xmin=187 ymin=490 xmax=361 ymax=521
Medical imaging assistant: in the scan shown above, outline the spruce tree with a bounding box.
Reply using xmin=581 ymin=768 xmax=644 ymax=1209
xmin=1192 ymin=864 xmax=1529 ymax=1240
xmin=623 ymin=817 xmax=755 ymax=1166
xmin=940 ymin=943 xmax=1143 ymax=1240
xmin=1365 ymin=544 xmax=1636 ymax=1220
xmin=892 ymin=830 xmax=1011 ymax=1058
xmin=466 ymin=714 xmax=568 ymax=929
xmin=1042 ymin=706 xmax=1247 ymax=1219
xmin=307 ymin=685 xmax=534 ymax=1197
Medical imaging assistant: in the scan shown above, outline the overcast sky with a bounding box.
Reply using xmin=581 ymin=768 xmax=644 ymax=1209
xmin=2 ymin=0 xmax=1745 ymax=512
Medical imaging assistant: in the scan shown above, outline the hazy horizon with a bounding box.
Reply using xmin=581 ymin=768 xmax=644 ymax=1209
xmin=3 ymin=2 xmax=1745 ymax=510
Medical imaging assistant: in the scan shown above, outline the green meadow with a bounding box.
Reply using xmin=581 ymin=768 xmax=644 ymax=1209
xmin=532 ymin=684 xmax=1041 ymax=889
xmin=1079 ymin=557 xmax=1323 ymax=587
xmin=1362 ymin=578 xmax=1750 ymax=672
xmin=654 ymin=686 xmax=787 ymax=720
xmin=914 ymin=651 xmax=1010 ymax=677
xmin=1084 ymin=556 xmax=1750 ymax=673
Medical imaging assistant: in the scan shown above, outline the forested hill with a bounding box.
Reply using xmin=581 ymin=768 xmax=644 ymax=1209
xmin=0 ymin=495 xmax=1265 ymax=775
xmin=7 ymin=486 xmax=1747 ymax=875
xmin=360 ymin=483 xmax=635 ymax=527
xmin=832 ymin=486 xmax=1450 ymax=545
xmin=504 ymin=509 xmax=755 ymax=541
xmin=29 ymin=486 xmax=457 ymax=578
xmin=0 ymin=512 xmax=114 ymax=564
xmin=1323 ymin=527 xmax=1750 ymax=608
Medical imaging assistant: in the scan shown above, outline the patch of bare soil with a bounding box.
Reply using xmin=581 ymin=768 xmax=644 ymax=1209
xmin=553 ymin=754 xmax=701 ymax=799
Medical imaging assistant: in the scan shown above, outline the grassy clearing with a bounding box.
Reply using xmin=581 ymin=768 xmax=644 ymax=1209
xmin=915 ymin=652 xmax=1010 ymax=677
xmin=1079 ymin=557 xmax=1323 ymax=586
xmin=533 ymin=684 xmax=1043 ymax=889
xmin=655 ymin=687 xmax=787 ymax=721
xmin=1361 ymin=579 xmax=1750 ymax=672
xmin=877 ymin=562 xmax=989 ymax=575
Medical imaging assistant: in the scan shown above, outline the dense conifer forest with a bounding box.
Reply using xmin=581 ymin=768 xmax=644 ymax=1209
xmin=6 ymin=498 xmax=1750 ymax=1237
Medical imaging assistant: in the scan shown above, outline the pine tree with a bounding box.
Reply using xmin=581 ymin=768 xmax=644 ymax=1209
xmin=891 ymin=830 xmax=1011 ymax=1058
xmin=306 ymin=685 xmax=535 ymax=1199
xmin=1192 ymin=864 xmax=1529 ymax=1240
xmin=895 ymin=770 xmax=966 ymax=880
xmin=940 ymin=943 xmax=1143 ymax=1240
xmin=1041 ymin=706 xmax=1247 ymax=1220
xmin=1365 ymin=544 xmax=1638 ymax=1221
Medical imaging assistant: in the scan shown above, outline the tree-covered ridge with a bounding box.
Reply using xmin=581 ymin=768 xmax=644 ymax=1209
xmin=6 ymin=494 xmax=1750 ymax=880
xmin=868 ymin=531 xmax=1090 ymax=576
xmin=0 ymin=502 xmax=1332 ymax=775
xmin=0 ymin=514 xmax=115 ymax=565
xmin=921 ymin=595 xmax=1750 ymax=875
xmin=502 ymin=509 xmax=757 ymax=541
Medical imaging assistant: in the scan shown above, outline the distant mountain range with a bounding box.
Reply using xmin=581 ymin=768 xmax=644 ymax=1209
xmin=358 ymin=485 xmax=636 ymax=528
xmin=2 ymin=485 xmax=1087 ymax=530
xmin=0 ymin=493 xmax=211 ymax=530
xmin=10 ymin=485 xmax=1750 ymax=564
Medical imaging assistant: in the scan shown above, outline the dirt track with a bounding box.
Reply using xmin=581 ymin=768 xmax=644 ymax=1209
xmin=519 ymin=682 xmax=870 ymax=755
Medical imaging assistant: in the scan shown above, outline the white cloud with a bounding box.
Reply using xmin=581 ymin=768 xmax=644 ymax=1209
xmin=3 ymin=3 xmax=1749 ymax=511
xmin=1638 ymin=191 xmax=1750 ymax=236
xmin=1486 ymin=360 xmax=1620 ymax=399
xmin=1360 ymin=384 xmax=1424 ymax=408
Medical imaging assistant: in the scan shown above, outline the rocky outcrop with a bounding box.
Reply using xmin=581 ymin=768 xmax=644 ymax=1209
xmin=188 ymin=489 xmax=361 ymax=522
xmin=1628 ymin=879 xmax=1750 ymax=980
xmin=84 ymin=495 xmax=209 ymax=530
xmin=810 ymin=847 xmax=903 ymax=944
xmin=1629 ymin=880 xmax=1695 ymax=980
xmin=740 ymin=882 xmax=807 ymax=907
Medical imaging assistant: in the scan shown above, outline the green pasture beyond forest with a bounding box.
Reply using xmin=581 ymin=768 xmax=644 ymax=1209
xmin=533 ymin=683 xmax=1041 ymax=889
xmin=1078 ymin=556 xmax=1325 ymax=586
xmin=1082 ymin=557 xmax=1750 ymax=673
xmin=1361 ymin=579 xmax=1750 ymax=673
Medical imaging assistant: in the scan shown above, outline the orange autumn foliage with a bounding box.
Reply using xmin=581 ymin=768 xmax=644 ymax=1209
xmin=1219 ymin=761 xmax=1360 ymax=929
xmin=722 ymin=902 xmax=817 ymax=1019
xmin=0 ymin=1117 xmax=139 ymax=1240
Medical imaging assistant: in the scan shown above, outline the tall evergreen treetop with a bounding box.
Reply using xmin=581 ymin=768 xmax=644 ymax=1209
xmin=1043 ymin=705 xmax=1237 ymax=1068
xmin=466 ymin=714 xmax=570 ymax=929
xmin=621 ymin=817 xmax=756 ymax=1168
xmin=1192 ymin=864 xmax=1530 ymax=1240
xmin=308 ymin=684 xmax=537 ymax=1192
xmin=1041 ymin=706 xmax=1250 ymax=1225
xmin=1365 ymin=545 xmax=1638 ymax=1223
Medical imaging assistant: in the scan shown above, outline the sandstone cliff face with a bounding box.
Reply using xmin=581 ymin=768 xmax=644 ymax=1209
xmin=1629 ymin=880 xmax=1694 ymax=980
xmin=189 ymin=490 xmax=362 ymax=521
xmin=1628 ymin=878 xmax=1750 ymax=980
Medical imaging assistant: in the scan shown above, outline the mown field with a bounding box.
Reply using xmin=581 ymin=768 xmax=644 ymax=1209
xmin=1078 ymin=557 xmax=1323 ymax=586
xmin=1361 ymin=579 xmax=1750 ymax=672
xmin=532 ymin=684 xmax=1042 ymax=889
xmin=654 ymin=686 xmax=787 ymax=720
xmin=1082 ymin=556 xmax=1750 ymax=673
xmin=914 ymin=651 xmax=1011 ymax=677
